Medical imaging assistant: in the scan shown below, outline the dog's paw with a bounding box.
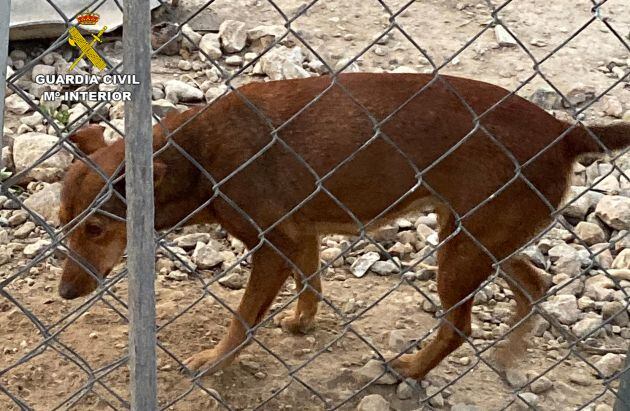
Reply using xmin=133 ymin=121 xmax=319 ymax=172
xmin=391 ymin=354 xmax=421 ymax=380
xmin=181 ymin=349 xmax=236 ymax=376
xmin=273 ymin=310 xmax=315 ymax=334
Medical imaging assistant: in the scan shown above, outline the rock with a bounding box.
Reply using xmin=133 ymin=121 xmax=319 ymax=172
xmin=181 ymin=24 xmax=202 ymax=50
xmin=258 ymin=46 xmax=307 ymax=80
xmin=192 ymin=242 xmax=225 ymax=269
xmin=530 ymin=87 xmax=561 ymax=110
xmin=505 ymin=368 xmax=527 ymax=388
xmin=451 ymin=404 xmax=480 ymax=411
xmin=594 ymin=174 xmax=620 ymax=194
xmin=357 ymin=394 xmax=389 ymax=411
xmin=8 ymin=210 xmax=28 ymax=226
xmin=20 ymin=112 xmax=44 ymax=128
xmin=14 ymin=222 xmax=35 ymax=238
xmin=574 ymin=221 xmax=606 ymax=245
xmin=320 ymin=247 xmax=343 ymax=266
xmin=247 ymin=25 xmax=285 ymax=51
xmin=177 ymin=60 xmax=192 ymax=71
xmin=565 ymin=86 xmax=596 ymax=108
xmin=571 ymin=315 xmax=603 ymax=338
xmin=350 ymin=252 xmax=380 ymax=277
xmin=608 ymin=269 xmax=630 ymax=281
xmin=355 ymin=359 xmax=397 ymax=385
xmin=396 ymin=378 xmax=417 ymax=400
xmin=218 ymin=272 xmax=246 ymax=290
xmin=151 ymin=22 xmax=180 ymax=55
xmin=425 ymin=386 xmax=445 ymax=408
xmin=371 ymin=260 xmax=398 ymax=276
xmin=612 ymin=249 xmax=630 ymax=269
xmin=219 ymin=20 xmax=248 ymax=53
xmin=595 ymin=195 xmax=630 ymax=230
xmin=13 ymin=133 xmax=73 ymax=183
xmin=167 ymin=270 xmax=188 ymax=281
xmin=199 ymin=33 xmax=222 ymax=61
xmin=542 ymin=294 xmax=580 ymax=325
xmin=530 ymin=376 xmax=553 ymax=394
xmin=569 ymin=371 xmax=592 ymax=386
xmin=562 ymin=186 xmax=598 ymax=220
xmin=388 ymin=329 xmax=407 ymax=351
xmin=174 ymin=234 xmax=213 ymax=249
xmin=31 ymin=64 xmax=56 ymax=82
xmin=22 ymin=182 xmax=62 ymax=226
xmin=23 ymin=239 xmax=51 ymax=257
xmin=5 ymin=94 xmax=30 ymax=115
xmin=152 ymin=99 xmax=177 ymax=118
xmin=593 ymin=353 xmax=623 ymax=378
xmin=601 ymin=301 xmax=629 ymax=327
xmin=584 ymin=274 xmax=615 ymax=301
xmin=515 ymin=392 xmax=539 ymax=410
xmin=495 ymin=25 xmax=517 ymax=47
xmin=205 ymin=85 xmax=228 ymax=104
xmin=164 ymin=80 xmax=203 ymax=104
xmin=602 ymin=97 xmax=624 ymax=118
xmin=225 ymin=55 xmax=243 ymax=66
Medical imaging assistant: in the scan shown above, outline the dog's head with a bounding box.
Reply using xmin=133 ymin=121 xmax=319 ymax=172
xmin=58 ymin=124 xmax=166 ymax=299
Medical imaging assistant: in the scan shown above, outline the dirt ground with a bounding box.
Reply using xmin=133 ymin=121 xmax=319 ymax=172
xmin=1 ymin=0 xmax=630 ymax=410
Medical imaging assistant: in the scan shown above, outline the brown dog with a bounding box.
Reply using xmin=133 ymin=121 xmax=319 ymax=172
xmin=57 ymin=73 xmax=629 ymax=380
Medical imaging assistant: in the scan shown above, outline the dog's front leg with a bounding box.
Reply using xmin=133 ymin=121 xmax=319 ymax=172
xmin=183 ymin=244 xmax=291 ymax=375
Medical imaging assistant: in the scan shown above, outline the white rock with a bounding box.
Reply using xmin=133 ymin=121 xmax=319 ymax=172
xmin=530 ymin=376 xmax=553 ymax=394
xmin=218 ymin=272 xmax=246 ymax=290
xmin=199 ymin=33 xmax=222 ymax=61
xmin=584 ymin=274 xmax=615 ymax=301
xmin=595 ymin=195 xmax=630 ymax=230
xmin=23 ymin=239 xmax=51 ymax=258
xmin=541 ymin=294 xmax=580 ymax=325
xmin=5 ymin=94 xmax=30 ymax=115
xmin=371 ymin=260 xmax=398 ymax=276
xmin=192 ymin=242 xmax=225 ymax=269
xmin=515 ymin=393 xmax=539 ymax=410
xmin=355 ymin=359 xmax=397 ymax=385
xmin=219 ymin=20 xmax=248 ymax=53
xmin=164 ymin=80 xmax=203 ymax=104
xmin=571 ymin=315 xmax=603 ymax=338
xmin=593 ymin=353 xmax=623 ymax=378
xmin=173 ymin=233 xmax=211 ymax=248
xmin=20 ymin=112 xmax=44 ymax=128
xmin=495 ymin=25 xmax=517 ymax=47
xmin=258 ymin=46 xmax=307 ymax=80
xmin=31 ymin=64 xmax=56 ymax=81
xmin=574 ymin=221 xmax=606 ymax=245
xmin=225 ymin=55 xmax=243 ymax=66
xmin=13 ymin=133 xmax=73 ymax=182
xmin=357 ymin=394 xmax=390 ymax=411
xmin=22 ymin=182 xmax=62 ymax=226
xmin=247 ymin=25 xmax=285 ymax=49
xmin=602 ymin=97 xmax=624 ymax=118
xmin=612 ymin=249 xmax=630 ymax=269
xmin=181 ymin=24 xmax=202 ymax=50
xmin=350 ymin=252 xmax=380 ymax=277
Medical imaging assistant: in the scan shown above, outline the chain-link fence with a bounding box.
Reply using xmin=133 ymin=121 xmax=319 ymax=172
xmin=1 ymin=0 xmax=630 ymax=409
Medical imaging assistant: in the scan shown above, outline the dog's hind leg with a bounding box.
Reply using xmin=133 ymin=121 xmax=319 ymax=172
xmin=392 ymin=219 xmax=492 ymax=380
xmin=183 ymin=242 xmax=293 ymax=374
xmin=494 ymin=256 xmax=549 ymax=369
xmin=276 ymin=234 xmax=322 ymax=334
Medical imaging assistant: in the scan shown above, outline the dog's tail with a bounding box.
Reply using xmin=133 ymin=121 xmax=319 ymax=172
xmin=566 ymin=121 xmax=630 ymax=157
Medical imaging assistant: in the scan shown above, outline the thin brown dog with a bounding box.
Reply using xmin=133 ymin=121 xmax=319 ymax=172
xmin=58 ymin=73 xmax=629 ymax=380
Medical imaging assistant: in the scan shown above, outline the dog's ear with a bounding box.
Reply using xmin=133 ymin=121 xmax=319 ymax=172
xmin=69 ymin=124 xmax=107 ymax=155
xmin=111 ymin=159 xmax=167 ymax=198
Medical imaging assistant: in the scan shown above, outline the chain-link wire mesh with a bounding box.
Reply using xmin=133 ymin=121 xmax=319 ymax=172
xmin=1 ymin=0 xmax=629 ymax=409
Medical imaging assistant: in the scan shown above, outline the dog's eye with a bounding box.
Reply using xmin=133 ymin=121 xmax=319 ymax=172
xmin=85 ymin=222 xmax=104 ymax=237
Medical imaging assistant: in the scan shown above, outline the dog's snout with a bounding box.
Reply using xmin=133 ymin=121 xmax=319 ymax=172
xmin=58 ymin=282 xmax=82 ymax=300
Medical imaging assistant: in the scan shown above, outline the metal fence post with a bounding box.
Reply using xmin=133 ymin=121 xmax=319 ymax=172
xmin=615 ymin=348 xmax=630 ymax=411
xmin=123 ymin=0 xmax=157 ymax=409
xmin=0 ymin=0 xmax=11 ymax=171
